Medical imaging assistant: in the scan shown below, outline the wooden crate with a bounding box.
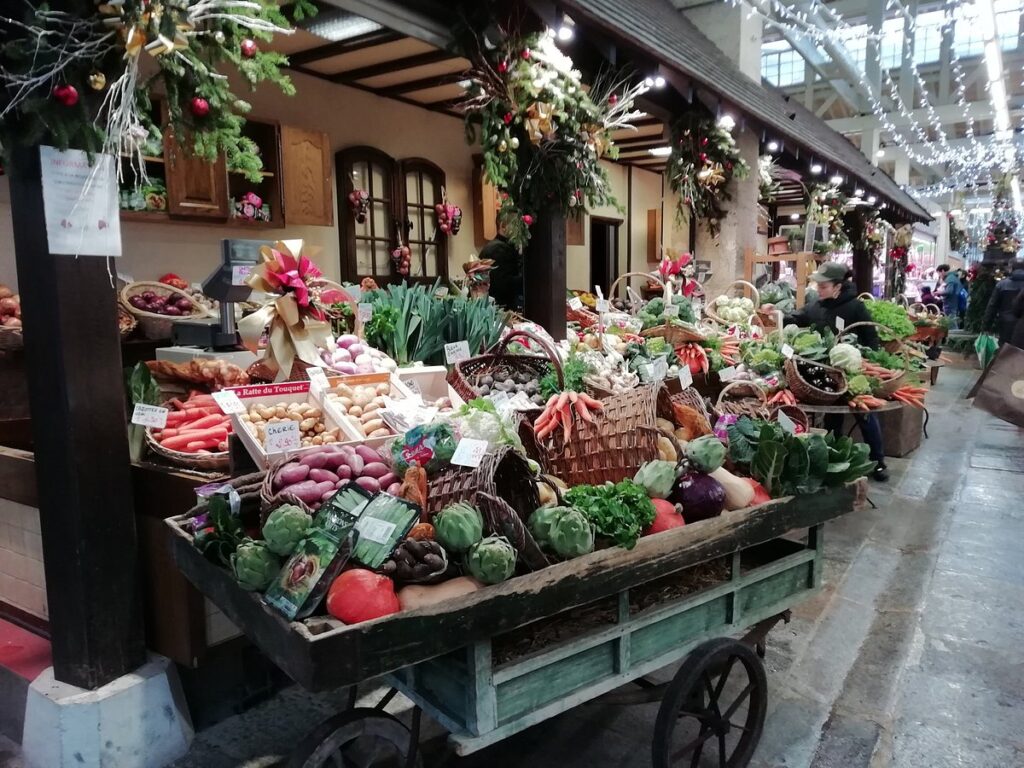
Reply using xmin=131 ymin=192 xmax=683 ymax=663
xmin=167 ymin=482 xmax=864 ymax=692
xmin=390 ymin=535 xmax=820 ymax=755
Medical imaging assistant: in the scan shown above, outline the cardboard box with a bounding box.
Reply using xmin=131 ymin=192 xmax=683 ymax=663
xmin=395 ymin=366 xmax=464 ymax=409
xmin=226 ymin=381 xmax=347 ymax=468
xmin=317 ymin=373 xmax=417 ymax=448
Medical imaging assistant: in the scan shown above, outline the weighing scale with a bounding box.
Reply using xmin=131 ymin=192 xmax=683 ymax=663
xmin=156 ymin=239 xmax=269 ymax=367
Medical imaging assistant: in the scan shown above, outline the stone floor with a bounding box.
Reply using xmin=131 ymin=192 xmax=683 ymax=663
xmin=3 ymin=366 xmax=1022 ymax=767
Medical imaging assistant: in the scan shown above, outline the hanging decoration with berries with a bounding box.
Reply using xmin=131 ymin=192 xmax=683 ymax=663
xmin=666 ymin=112 xmax=749 ymax=238
xmin=0 ymin=0 xmax=317 ymax=184
xmin=459 ymin=26 xmax=649 ymax=249
xmin=435 ymin=187 xmax=463 ymax=237
xmin=391 ymin=225 xmax=412 ymax=277
xmin=347 ymin=187 xmax=370 ymax=224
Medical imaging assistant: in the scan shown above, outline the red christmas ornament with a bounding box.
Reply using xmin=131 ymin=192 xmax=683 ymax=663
xmin=701 ymin=137 xmax=709 ymax=146
xmin=240 ymin=38 xmax=258 ymax=58
xmin=521 ymin=49 xmax=531 ymax=59
xmin=503 ymin=112 xmax=513 ymax=124
xmin=522 ymin=214 xmax=534 ymax=226
xmin=52 ymin=84 xmax=78 ymax=107
xmin=190 ymin=96 xmax=210 ymax=117
xmin=609 ymin=94 xmax=618 ymax=105
xmin=699 ymin=153 xmax=708 ymax=162
xmin=497 ymin=60 xmax=509 ymax=73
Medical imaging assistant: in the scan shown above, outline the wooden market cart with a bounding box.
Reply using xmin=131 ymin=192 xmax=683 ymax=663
xmin=167 ymin=479 xmax=866 ymax=767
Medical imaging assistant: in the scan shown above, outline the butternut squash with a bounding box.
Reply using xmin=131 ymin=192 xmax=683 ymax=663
xmin=397 ymin=577 xmax=482 ymax=611
xmin=709 ymin=466 xmax=755 ymax=511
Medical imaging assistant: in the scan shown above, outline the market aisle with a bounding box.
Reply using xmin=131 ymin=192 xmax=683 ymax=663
xmin=2 ymin=368 xmax=1020 ymax=768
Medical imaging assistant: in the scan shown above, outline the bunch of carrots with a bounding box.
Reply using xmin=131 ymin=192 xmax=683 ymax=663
xmin=890 ymin=385 xmax=927 ymax=409
xmin=718 ymin=338 xmax=741 ymax=365
xmin=861 ymin=362 xmax=901 ymax=380
xmin=151 ymin=392 xmax=232 ymax=454
xmin=768 ymin=389 xmax=797 ymax=406
xmin=676 ymin=342 xmax=709 ymax=374
xmin=849 ymin=394 xmax=888 ymax=411
xmin=534 ymin=390 xmax=603 ymax=442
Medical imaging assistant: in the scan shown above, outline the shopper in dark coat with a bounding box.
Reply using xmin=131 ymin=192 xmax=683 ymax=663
xmin=984 ymin=260 xmax=1024 ymax=345
xmin=764 ymin=262 xmax=888 ymax=481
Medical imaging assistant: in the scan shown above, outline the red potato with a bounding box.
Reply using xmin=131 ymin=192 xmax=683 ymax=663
xmin=309 ymin=468 xmax=339 ymax=484
xmin=274 ymin=463 xmax=310 ymax=489
xmin=323 ymin=452 xmax=350 ymax=472
xmin=299 ymin=452 xmax=330 ymax=470
xmin=361 ymin=462 xmax=390 ymax=479
xmin=354 ymin=476 xmax=380 ymax=493
xmin=344 ymin=451 xmax=365 ymax=476
xmin=354 ymin=445 xmax=383 ymax=464
xmin=377 ymin=472 xmax=397 ymax=489
xmin=282 ymin=480 xmax=322 ymax=505
xmin=335 ymin=464 xmax=352 ymax=481
xmin=386 ymin=482 xmax=401 ymax=495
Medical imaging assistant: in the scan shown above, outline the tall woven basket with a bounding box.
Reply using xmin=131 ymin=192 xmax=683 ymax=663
xmin=527 ymin=384 xmax=659 ymax=486
xmin=842 ymin=321 xmax=909 ymax=396
xmin=783 ymin=356 xmax=848 ymax=405
xmin=448 ymin=329 xmax=562 ymax=405
xmin=426 ymin=444 xmax=540 ymax=518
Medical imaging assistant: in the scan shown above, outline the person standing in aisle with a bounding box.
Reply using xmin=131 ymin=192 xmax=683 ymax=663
xmin=919 ymin=284 xmax=938 ymax=308
xmin=763 ymin=262 xmax=889 ymax=481
xmin=479 ymin=225 xmax=524 ymax=313
xmin=935 ymin=264 xmax=962 ymax=325
xmin=984 ymin=259 xmax=1024 ymax=345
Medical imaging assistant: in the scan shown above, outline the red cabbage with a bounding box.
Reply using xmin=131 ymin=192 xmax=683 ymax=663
xmin=670 ymin=472 xmax=726 ymax=523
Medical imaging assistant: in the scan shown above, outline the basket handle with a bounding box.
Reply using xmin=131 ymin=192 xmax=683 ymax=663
xmin=908 ymin=302 xmax=926 ymax=315
xmin=729 ymin=279 xmax=761 ymax=308
xmin=857 ymin=292 xmax=874 ymax=301
xmin=608 ymin=271 xmax=663 ymax=304
xmin=536 ymin=474 xmax=565 ymax=506
xmin=842 ymin=321 xmax=909 ymax=364
xmin=715 ymin=380 xmax=769 ymax=408
xmin=489 ymin=329 xmax=564 ymax=389
xmin=925 ymin=303 xmax=942 ymax=315
xmin=639 ymin=425 xmax=688 ymax=473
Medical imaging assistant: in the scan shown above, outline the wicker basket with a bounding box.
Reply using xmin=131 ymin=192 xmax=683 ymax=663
xmin=0 ymin=328 xmax=23 ymax=352
xmin=567 ymin=301 xmax=600 ymax=329
xmin=527 ymin=384 xmax=659 ymax=487
xmin=448 ymin=329 xmax=562 ymax=405
xmin=121 ymin=281 xmax=213 ymax=340
xmin=118 ymin=303 xmax=137 ymax=340
xmin=609 ymin=271 xmax=664 ymax=313
xmin=842 ymin=321 xmax=907 ymax=396
xmin=425 ymin=444 xmax=540 ymax=518
xmin=704 ymin=280 xmax=760 ymax=327
xmin=657 ymin=385 xmax=714 ymax=437
xmin=641 ymin=321 xmax=705 ymax=346
xmin=769 ymin=404 xmax=809 ymax=433
xmin=246 ymin=356 xmax=344 ymax=385
xmin=714 ymin=381 xmax=771 ymax=420
xmin=145 ymin=428 xmax=230 ymax=471
xmin=783 ymin=356 xmax=848 ymax=405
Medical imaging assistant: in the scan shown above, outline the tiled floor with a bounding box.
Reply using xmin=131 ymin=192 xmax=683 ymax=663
xmin=2 ymin=366 xmax=1022 ymax=767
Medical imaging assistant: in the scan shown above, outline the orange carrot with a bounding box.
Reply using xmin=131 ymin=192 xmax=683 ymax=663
xmin=161 ymin=427 xmax=228 ymax=451
xmin=178 ymin=413 xmax=228 ymax=431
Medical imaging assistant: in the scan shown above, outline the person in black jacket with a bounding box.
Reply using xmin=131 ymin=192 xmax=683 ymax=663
xmin=764 ymin=262 xmax=888 ymax=481
xmin=983 ymin=260 xmax=1024 ymax=345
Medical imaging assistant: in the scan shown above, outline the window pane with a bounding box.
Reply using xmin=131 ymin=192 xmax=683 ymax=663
xmin=355 ymin=239 xmax=373 ymax=274
xmin=351 ymin=161 xmax=368 ymax=193
xmin=406 ymin=171 xmax=420 ymax=205
xmin=421 ymin=173 xmax=435 ymax=205
xmin=371 ymin=163 xmax=387 ymax=202
xmin=424 ymin=242 xmax=438 ymax=277
xmin=373 ymin=203 xmax=389 ymax=244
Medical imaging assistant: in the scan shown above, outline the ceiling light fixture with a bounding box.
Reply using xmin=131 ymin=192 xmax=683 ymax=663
xmin=648 ymin=146 xmax=672 ymax=157
xmin=810 ymin=163 xmax=822 ymax=174
xmin=718 ymin=114 xmax=735 ymax=130
xmin=854 ymin=188 xmax=864 ymax=197
xmin=653 ymin=75 xmax=666 ymax=89
xmin=876 ymin=149 xmax=886 ymax=159
xmin=867 ymin=195 xmax=878 ymax=204
xmin=790 ymin=213 xmax=800 ymax=220
xmin=829 ymin=175 xmax=843 ymax=185
xmin=766 ymin=141 xmax=779 ymax=152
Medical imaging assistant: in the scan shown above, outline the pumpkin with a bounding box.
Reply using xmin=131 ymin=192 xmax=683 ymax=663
xmin=326 ymin=568 xmax=400 ymax=624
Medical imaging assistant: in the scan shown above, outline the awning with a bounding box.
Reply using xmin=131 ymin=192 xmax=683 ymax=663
xmin=562 ymin=0 xmax=933 ymax=223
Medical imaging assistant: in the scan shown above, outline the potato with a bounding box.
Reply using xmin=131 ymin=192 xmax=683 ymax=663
xmin=362 ymin=418 xmax=384 ymax=434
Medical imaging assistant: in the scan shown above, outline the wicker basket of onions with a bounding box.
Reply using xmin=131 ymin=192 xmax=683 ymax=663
xmin=121 ymin=281 xmax=214 ymax=340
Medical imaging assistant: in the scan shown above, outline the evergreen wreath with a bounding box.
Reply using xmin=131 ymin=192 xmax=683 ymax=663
xmin=0 ymin=0 xmax=315 ymax=182
xmin=666 ymin=112 xmax=748 ymax=237
xmin=460 ymin=25 xmax=648 ymax=249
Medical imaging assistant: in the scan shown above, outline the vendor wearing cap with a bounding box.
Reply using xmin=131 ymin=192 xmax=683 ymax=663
xmin=763 ymin=262 xmax=888 ymax=482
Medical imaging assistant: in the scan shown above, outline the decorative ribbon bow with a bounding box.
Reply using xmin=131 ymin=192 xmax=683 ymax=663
xmin=238 ymin=240 xmax=331 ymax=382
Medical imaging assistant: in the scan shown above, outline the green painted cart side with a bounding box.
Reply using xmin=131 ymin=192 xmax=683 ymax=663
xmin=390 ymin=533 xmax=821 ymax=755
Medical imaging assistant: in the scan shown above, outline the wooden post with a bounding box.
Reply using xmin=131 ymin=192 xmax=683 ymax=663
xmin=523 ymin=210 xmax=566 ymax=340
xmin=8 ymin=150 xmax=146 ymax=689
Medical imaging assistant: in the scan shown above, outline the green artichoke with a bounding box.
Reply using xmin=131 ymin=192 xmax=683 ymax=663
xmin=685 ymin=435 xmax=727 ymax=473
xmin=262 ymin=504 xmax=312 ymax=556
xmin=231 ymin=539 xmax=280 ymax=591
xmin=633 ymin=461 xmax=678 ymax=500
xmin=434 ymin=502 xmax=484 ymax=554
xmin=465 ymin=535 xmax=517 ymax=584
xmin=546 ymin=507 xmax=595 ymax=558
xmin=528 ymin=506 xmax=567 ymax=543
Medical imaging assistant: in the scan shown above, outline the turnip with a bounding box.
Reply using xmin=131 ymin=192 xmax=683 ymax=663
xmin=347 ymin=343 xmax=365 ymax=357
xmin=337 ymin=334 xmax=359 ymax=348
xmin=336 ymin=362 xmax=358 ymax=375
xmin=354 ymin=353 xmax=371 ymax=366
xmin=332 ymin=348 xmax=352 ymax=363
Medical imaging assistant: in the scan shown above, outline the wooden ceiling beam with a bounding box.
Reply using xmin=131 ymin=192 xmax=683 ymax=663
xmin=376 ymin=70 xmax=468 ymax=97
xmin=331 ymin=49 xmax=457 ymax=83
xmin=288 ymin=29 xmax=405 ymax=67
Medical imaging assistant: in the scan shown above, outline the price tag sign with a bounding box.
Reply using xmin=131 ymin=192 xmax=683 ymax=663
xmin=131 ymin=403 xmax=168 ymax=429
xmin=487 ymin=391 xmax=511 ymax=415
xmin=212 ymin=390 xmax=246 ymax=415
xmin=781 ymin=343 xmax=795 ymax=359
xmin=663 ymin=304 xmax=680 ymax=318
xmin=693 ymin=298 xmax=703 ymax=313
xmin=444 ymin=341 xmax=471 ymax=365
xmin=231 ymin=264 xmax=253 ymax=286
xmin=403 ymin=378 xmax=422 ymax=396
xmin=355 ymin=517 xmax=397 ymax=545
xmin=568 ymin=296 xmax=584 ymax=311
xmin=435 ymin=286 xmax=450 ymax=298
xmin=596 ymin=298 xmax=611 ymax=313
xmin=777 ymin=409 xmax=797 ymax=435
xmin=264 ymin=420 xmax=301 ymax=453
xmin=652 ymin=357 xmax=669 ymax=381
xmin=451 ymin=437 xmax=488 ymax=468
xmin=357 ymin=303 xmax=373 ymax=322
xmin=678 ymin=366 xmax=694 ymax=389
xmin=835 ymin=316 xmax=846 ymax=332
xmin=307 ymin=367 xmax=329 ymax=393
xmin=718 ymin=366 xmax=739 ymax=382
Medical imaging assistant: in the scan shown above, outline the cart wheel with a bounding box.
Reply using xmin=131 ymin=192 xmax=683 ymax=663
xmin=652 ymin=638 xmax=767 ymax=768
xmin=288 ymin=708 xmax=422 ymax=768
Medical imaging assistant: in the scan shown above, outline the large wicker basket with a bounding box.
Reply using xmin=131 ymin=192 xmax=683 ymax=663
xmin=783 ymin=356 xmax=848 ymax=405
xmin=842 ymin=321 xmax=907 ymax=396
xmin=714 ymin=381 xmax=771 ymax=420
xmin=609 ymin=271 xmax=664 ymax=313
xmin=425 ymin=443 xmax=540 ymax=518
xmin=121 ymin=281 xmax=213 ymax=340
xmin=527 ymin=384 xmax=659 ymax=486
xmin=448 ymin=329 xmax=562 ymax=405
xmin=145 ymin=428 xmax=230 ymax=471
xmin=657 ymin=384 xmax=714 ymax=438
xmin=704 ymin=280 xmax=760 ymax=327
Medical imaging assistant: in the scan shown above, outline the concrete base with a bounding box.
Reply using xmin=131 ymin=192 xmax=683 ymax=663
xmin=21 ymin=654 xmax=193 ymax=768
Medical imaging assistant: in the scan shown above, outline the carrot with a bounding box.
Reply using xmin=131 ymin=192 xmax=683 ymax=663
xmin=536 ymin=419 xmax=557 ymax=441
xmin=556 ymin=391 xmax=570 ymax=411
xmin=183 ymin=394 xmax=217 ymax=408
xmin=577 ymin=392 xmax=603 ymax=409
xmin=161 ymin=427 xmax=228 ymax=451
xmin=574 ymin=398 xmax=594 ymax=423
xmin=561 ymin=402 xmax=572 ymax=442
xmin=169 ymin=397 xmax=186 ymax=411
xmin=184 ymin=438 xmax=222 ymax=452
xmin=164 ymin=411 xmax=193 ymax=426
xmin=177 ymin=413 xmax=228 ymax=431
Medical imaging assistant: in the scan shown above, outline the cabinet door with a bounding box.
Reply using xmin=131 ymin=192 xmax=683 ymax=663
xmin=281 ymin=126 xmax=333 ymax=226
xmin=164 ymin=131 xmax=229 ymax=219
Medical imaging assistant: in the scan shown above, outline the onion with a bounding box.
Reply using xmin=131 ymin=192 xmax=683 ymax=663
xmin=129 ymin=296 xmax=147 ymax=309
xmin=175 ymin=297 xmax=193 ymax=311
xmin=163 ymin=305 xmax=183 ymax=316
xmin=141 ymin=291 xmax=156 ymax=301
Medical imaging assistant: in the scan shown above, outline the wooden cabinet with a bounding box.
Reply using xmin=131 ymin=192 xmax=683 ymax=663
xmin=164 ymin=131 xmax=230 ymax=219
xmin=281 ymin=126 xmax=333 ymax=226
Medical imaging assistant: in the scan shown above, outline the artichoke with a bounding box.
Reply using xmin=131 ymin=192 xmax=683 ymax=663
xmin=231 ymin=539 xmax=281 ymax=591
xmin=685 ymin=435 xmax=727 ymax=473
xmin=262 ymin=504 xmax=312 ymax=556
xmin=633 ymin=461 xmax=678 ymax=500
xmin=546 ymin=507 xmax=595 ymax=558
xmin=465 ymin=535 xmax=517 ymax=584
xmin=528 ymin=505 xmax=567 ymax=543
xmin=434 ymin=502 xmax=484 ymax=554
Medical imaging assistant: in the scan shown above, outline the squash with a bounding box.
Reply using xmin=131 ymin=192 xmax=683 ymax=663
xmin=709 ymin=466 xmax=755 ymax=511
xmin=656 ymin=417 xmax=676 ymax=434
xmin=397 ymin=577 xmax=482 ymax=611
xmin=657 ymin=436 xmax=677 ymax=462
